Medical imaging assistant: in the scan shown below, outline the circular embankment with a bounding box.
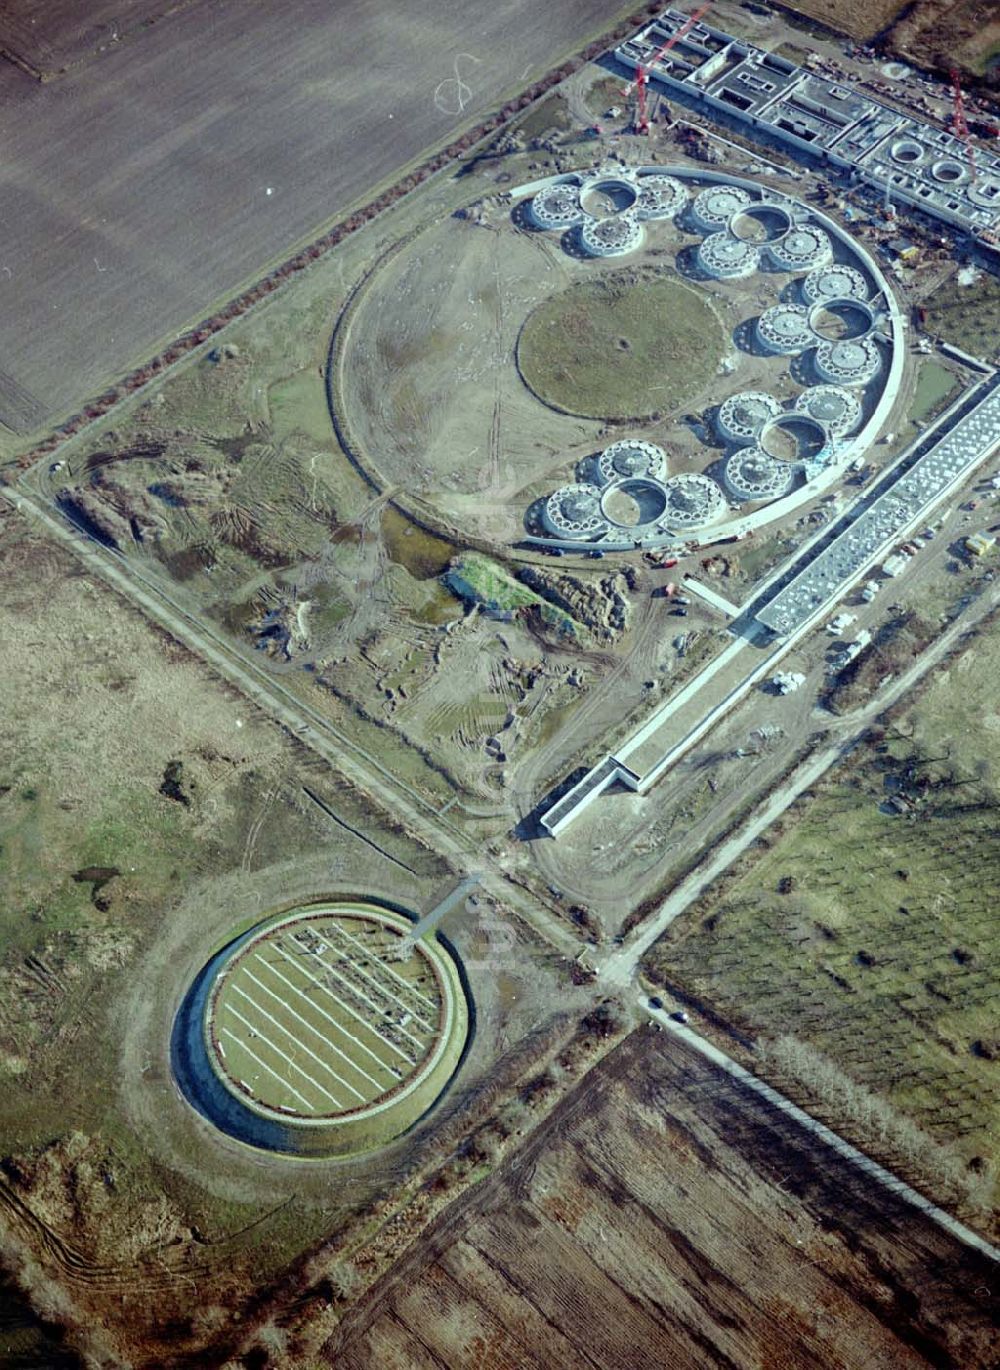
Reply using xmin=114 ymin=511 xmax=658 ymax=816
xmin=516 ymin=271 xmax=726 ymax=421
xmin=172 ymin=901 xmax=469 ymax=1156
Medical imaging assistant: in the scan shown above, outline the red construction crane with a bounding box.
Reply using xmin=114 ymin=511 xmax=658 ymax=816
xmin=949 ymin=68 xmax=977 ymax=183
xmin=626 ymin=3 xmax=713 ymax=135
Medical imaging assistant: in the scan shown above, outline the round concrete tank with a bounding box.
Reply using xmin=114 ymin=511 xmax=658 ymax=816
xmin=697 ymin=231 xmax=760 ymax=279
xmin=543 ymin=484 xmax=609 ymax=537
xmin=931 ymin=158 xmax=968 ymax=185
xmin=807 ymin=296 xmax=876 ymax=343
xmin=890 ymin=137 xmax=925 ymax=166
xmin=794 ymin=384 xmax=863 ymax=437
xmin=691 ymin=185 xmax=751 ymax=233
xmin=599 ymin=476 xmax=670 ymax=531
xmin=801 ymin=263 xmax=870 ymax=305
xmin=635 ymin=174 xmax=687 ymax=220
xmin=579 ymin=213 xmax=643 ymax=257
xmin=727 ymin=202 xmax=792 ymax=244
xmin=814 ymin=336 xmax=882 ymax=386
xmin=758 ymin=413 xmax=830 ymax=463
xmin=724 ymin=446 xmax=795 ymax=501
xmin=755 ymin=303 xmax=813 ymax=355
xmin=596 ymin=439 xmax=668 ymax=485
xmin=716 ymin=391 xmax=783 ymax=444
xmin=767 ymin=224 xmax=832 ymax=272
xmin=530 ymin=182 xmax=585 ymax=229
xmin=661 ymin=472 xmax=728 ymax=528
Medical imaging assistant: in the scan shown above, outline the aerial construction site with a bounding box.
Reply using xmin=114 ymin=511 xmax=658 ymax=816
xmin=0 ymin=1 xmax=997 ymax=1367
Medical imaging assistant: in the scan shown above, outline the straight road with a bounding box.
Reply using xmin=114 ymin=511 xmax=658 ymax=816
xmin=598 ymin=571 xmax=1000 ymax=985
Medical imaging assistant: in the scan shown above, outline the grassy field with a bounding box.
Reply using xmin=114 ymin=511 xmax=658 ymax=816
xmin=517 ymin=270 xmax=725 ymax=420
xmin=776 ymin=0 xmax=910 ymax=41
xmin=0 ymin=511 xmax=472 ymax=1362
xmin=324 ymin=1029 xmax=997 ymax=1368
xmin=924 ymin=273 xmax=1000 ymax=363
xmin=644 ymin=628 xmax=1000 ymax=1213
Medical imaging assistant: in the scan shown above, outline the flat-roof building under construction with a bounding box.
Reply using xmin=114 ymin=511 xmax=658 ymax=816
xmin=616 ymin=10 xmax=1000 ymax=259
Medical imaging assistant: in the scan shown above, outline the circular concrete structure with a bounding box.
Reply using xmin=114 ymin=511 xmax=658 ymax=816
xmin=815 ymin=336 xmax=882 ymax=386
xmin=697 ymin=231 xmax=760 ymax=279
xmin=543 ymin=484 xmax=608 ymax=537
xmin=173 ymin=901 xmax=469 ymax=1156
xmin=724 ymin=446 xmax=795 ymax=501
xmin=969 ymin=176 xmax=1000 ymax=209
xmin=580 ymin=212 xmax=643 ymax=258
xmin=716 ymin=390 xmax=783 ymax=444
xmin=661 ymin=472 xmax=728 ymax=527
xmin=635 ymin=174 xmax=687 ymax=221
xmin=801 ymin=263 xmax=870 ymax=305
xmin=794 ymin=384 xmax=863 ymax=437
xmin=691 ymin=184 xmax=752 ymax=232
xmin=758 ymin=413 xmax=829 ymax=463
xmin=890 ymin=137 xmax=924 ymax=165
xmin=755 ymin=303 xmax=813 ymax=354
xmin=728 ymin=203 xmax=792 ymax=243
xmin=337 ymin=164 xmax=906 ymax=556
xmin=931 ymin=158 xmax=968 ymax=185
xmin=530 ymin=182 xmax=584 ymax=230
xmin=596 ymin=439 xmax=667 ymax=484
xmin=807 ymin=297 xmax=876 ymax=343
xmin=600 ymin=476 xmax=669 ymax=530
xmin=767 ymin=224 xmax=832 ymax=272
xmin=580 ymin=176 xmax=639 ymax=217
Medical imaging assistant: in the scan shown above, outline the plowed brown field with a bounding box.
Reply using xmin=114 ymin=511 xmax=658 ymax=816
xmin=0 ymin=0 xmax=201 ymax=77
xmin=325 ymin=1030 xmax=998 ymax=1369
xmin=0 ymin=0 xmax=636 ymax=436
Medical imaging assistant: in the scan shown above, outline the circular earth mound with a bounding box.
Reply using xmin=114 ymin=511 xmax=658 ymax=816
xmin=172 ymin=900 xmax=469 ymax=1155
xmin=517 ymin=270 xmax=725 ymax=421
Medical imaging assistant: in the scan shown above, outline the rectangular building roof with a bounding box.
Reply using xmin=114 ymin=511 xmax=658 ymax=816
xmin=755 ymin=384 xmax=1000 ymax=637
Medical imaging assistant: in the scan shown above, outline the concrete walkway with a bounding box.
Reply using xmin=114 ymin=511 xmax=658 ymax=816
xmin=681 ymin=577 xmax=741 ymax=617
xmin=411 ymin=875 xmax=482 ymax=939
xmin=643 ymin=1001 xmax=1000 ymax=1265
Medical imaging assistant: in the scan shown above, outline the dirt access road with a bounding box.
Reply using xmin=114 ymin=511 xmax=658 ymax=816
xmin=522 ymin=487 xmax=1000 ymax=917
xmin=0 ymin=0 xmax=635 ymax=437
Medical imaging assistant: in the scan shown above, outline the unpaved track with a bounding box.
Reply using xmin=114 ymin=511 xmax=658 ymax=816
xmin=0 ymin=1175 xmax=218 ymax=1292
